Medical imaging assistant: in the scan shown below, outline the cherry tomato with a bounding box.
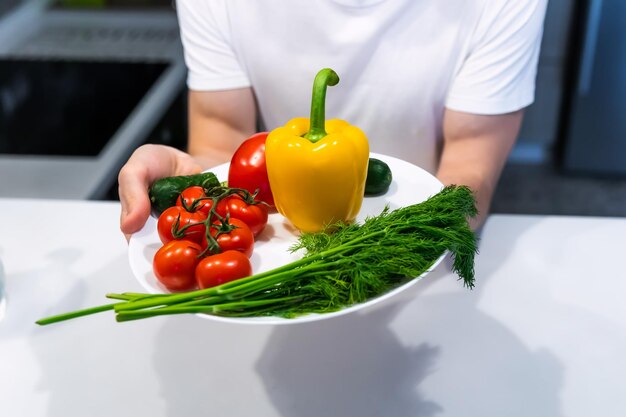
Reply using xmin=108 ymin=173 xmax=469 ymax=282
xmin=195 ymin=250 xmax=253 ymax=289
xmin=203 ymin=218 xmax=255 ymax=258
xmin=153 ymin=240 xmax=202 ymax=291
xmin=157 ymin=206 xmax=207 ymax=245
xmin=176 ymin=186 xmax=214 ymax=217
xmin=228 ymin=132 xmax=274 ymax=207
xmin=216 ymin=194 xmax=268 ymax=237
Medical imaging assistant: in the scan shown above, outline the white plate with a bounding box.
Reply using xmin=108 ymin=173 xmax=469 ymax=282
xmin=128 ymin=153 xmax=445 ymax=325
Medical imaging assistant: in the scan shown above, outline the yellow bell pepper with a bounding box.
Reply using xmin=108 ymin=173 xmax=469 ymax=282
xmin=265 ymin=68 xmax=369 ymax=233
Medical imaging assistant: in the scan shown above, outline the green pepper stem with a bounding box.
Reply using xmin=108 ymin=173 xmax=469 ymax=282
xmin=303 ymin=68 xmax=339 ymax=143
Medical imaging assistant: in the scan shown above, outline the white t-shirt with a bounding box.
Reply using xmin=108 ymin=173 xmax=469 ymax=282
xmin=176 ymin=0 xmax=547 ymax=173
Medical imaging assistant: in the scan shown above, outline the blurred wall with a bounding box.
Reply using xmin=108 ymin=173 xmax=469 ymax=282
xmin=0 ymin=0 xmax=23 ymax=17
xmin=515 ymin=0 xmax=576 ymax=163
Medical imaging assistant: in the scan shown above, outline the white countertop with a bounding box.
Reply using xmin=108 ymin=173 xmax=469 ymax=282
xmin=1 ymin=198 xmax=625 ymax=417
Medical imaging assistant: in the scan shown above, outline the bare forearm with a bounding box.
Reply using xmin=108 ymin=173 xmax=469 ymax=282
xmin=437 ymin=109 xmax=523 ymax=229
xmin=436 ymin=146 xmax=503 ymax=230
xmin=187 ymin=89 xmax=257 ymax=169
xmin=188 ymin=124 xmax=250 ymax=169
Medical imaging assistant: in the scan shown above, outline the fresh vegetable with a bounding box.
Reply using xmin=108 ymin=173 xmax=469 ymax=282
xmin=196 ymin=251 xmax=253 ymax=289
xmin=156 ymin=186 xmax=257 ymax=290
xmin=204 ymin=218 xmax=255 ymax=258
xmin=365 ymin=158 xmax=393 ymax=195
xmin=36 ymin=185 xmax=477 ymax=325
xmin=215 ymin=194 xmax=269 ymax=237
xmin=265 ymin=68 xmax=369 ymax=233
xmin=228 ymin=132 xmax=274 ymax=207
xmin=149 ymin=172 xmax=220 ymax=216
xmin=176 ymin=185 xmax=213 ymax=217
xmin=157 ymin=206 xmax=206 ymax=245
xmin=153 ymin=240 xmax=203 ymax=291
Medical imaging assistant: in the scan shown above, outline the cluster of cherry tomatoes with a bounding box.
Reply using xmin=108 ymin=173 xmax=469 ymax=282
xmin=153 ymin=185 xmax=269 ymax=292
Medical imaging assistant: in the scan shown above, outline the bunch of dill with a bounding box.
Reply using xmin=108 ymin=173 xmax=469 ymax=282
xmin=271 ymin=184 xmax=478 ymax=317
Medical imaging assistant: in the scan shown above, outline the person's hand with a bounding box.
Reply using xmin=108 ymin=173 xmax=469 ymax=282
xmin=118 ymin=144 xmax=203 ymax=239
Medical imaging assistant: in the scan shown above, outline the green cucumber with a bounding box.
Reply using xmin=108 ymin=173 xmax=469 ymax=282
xmin=149 ymin=172 xmax=220 ymax=216
xmin=365 ymin=158 xmax=393 ymax=196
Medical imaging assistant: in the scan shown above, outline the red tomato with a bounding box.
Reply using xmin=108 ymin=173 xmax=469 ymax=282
xmin=157 ymin=206 xmax=207 ymax=245
xmin=153 ymin=240 xmax=202 ymax=291
xmin=176 ymin=186 xmax=214 ymax=217
xmin=228 ymin=132 xmax=275 ymax=207
xmin=203 ymin=218 xmax=255 ymax=258
xmin=215 ymin=194 xmax=268 ymax=237
xmin=195 ymin=250 xmax=253 ymax=289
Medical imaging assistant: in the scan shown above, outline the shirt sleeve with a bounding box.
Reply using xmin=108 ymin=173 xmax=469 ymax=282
xmin=175 ymin=0 xmax=251 ymax=91
xmin=445 ymin=0 xmax=548 ymax=115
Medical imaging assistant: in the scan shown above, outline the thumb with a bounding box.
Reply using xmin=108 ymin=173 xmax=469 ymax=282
xmin=118 ymin=167 xmax=152 ymax=238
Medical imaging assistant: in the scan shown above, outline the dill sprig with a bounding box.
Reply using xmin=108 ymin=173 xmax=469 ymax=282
xmin=36 ymin=185 xmax=478 ymax=325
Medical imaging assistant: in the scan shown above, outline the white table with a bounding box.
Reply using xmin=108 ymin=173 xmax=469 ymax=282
xmin=1 ymin=199 xmax=625 ymax=417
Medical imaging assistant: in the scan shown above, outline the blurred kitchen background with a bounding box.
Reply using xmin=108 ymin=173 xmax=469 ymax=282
xmin=1 ymin=0 xmax=625 ymax=217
